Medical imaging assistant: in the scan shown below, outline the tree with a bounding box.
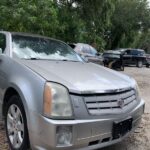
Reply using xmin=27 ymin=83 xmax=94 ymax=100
xmin=54 ymin=0 xmax=84 ymax=42
xmin=0 ymin=0 xmax=59 ymax=37
xmin=0 ymin=0 xmax=149 ymax=52
xmin=75 ymin=0 xmax=116 ymax=50
xmin=132 ymin=30 xmax=150 ymax=53
xmin=108 ymin=0 xmax=150 ymax=49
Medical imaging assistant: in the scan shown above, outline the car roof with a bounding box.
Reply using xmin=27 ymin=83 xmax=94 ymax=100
xmin=73 ymin=43 xmax=97 ymax=47
xmin=103 ymin=50 xmax=121 ymax=54
xmin=126 ymin=48 xmax=145 ymax=51
xmin=76 ymin=43 xmax=88 ymax=45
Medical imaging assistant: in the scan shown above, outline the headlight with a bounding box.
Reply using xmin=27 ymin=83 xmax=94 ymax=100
xmin=43 ymin=82 xmax=73 ymax=118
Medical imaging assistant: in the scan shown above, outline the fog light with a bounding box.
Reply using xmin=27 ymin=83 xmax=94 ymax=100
xmin=56 ymin=126 xmax=72 ymax=146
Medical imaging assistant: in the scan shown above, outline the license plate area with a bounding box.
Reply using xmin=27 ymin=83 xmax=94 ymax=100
xmin=112 ymin=117 xmax=133 ymax=139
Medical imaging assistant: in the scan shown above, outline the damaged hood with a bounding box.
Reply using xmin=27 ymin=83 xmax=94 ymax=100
xmin=19 ymin=60 xmax=135 ymax=94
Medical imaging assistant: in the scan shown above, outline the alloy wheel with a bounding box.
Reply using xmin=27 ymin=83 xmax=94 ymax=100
xmin=7 ymin=104 xmax=24 ymax=149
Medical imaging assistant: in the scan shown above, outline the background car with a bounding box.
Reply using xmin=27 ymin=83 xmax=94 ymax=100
xmin=145 ymin=54 xmax=150 ymax=68
xmin=103 ymin=50 xmax=124 ymax=71
xmin=120 ymin=49 xmax=147 ymax=68
xmin=69 ymin=43 xmax=104 ymax=65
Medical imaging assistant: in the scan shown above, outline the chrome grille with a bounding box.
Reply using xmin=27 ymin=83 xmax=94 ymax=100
xmin=84 ymin=89 xmax=137 ymax=115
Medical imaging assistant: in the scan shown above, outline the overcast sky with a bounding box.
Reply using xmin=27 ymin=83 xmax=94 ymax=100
xmin=148 ymin=0 xmax=150 ymax=6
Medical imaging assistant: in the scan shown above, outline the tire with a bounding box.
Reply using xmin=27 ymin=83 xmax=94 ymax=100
xmin=4 ymin=95 xmax=29 ymax=150
xmin=146 ymin=64 xmax=150 ymax=68
xmin=137 ymin=60 xmax=143 ymax=68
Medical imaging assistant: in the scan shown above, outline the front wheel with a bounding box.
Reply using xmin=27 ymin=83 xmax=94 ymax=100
xmin=4 ymin=95 xmax=29 ymax=150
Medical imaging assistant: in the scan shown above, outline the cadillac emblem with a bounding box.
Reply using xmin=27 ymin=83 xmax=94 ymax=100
xmin=117 ymin=98 xmax=125 ymax=108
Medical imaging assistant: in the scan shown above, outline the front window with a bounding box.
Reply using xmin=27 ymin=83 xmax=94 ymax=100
xmin=12 ymin=35 xmax=82 ymax=61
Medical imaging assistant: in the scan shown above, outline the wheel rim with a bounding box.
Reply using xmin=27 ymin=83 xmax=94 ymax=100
xmin=7 ymin=104 xmax=24 ymax=149
xmin=138 ymin=61 xmax=142 ymax=67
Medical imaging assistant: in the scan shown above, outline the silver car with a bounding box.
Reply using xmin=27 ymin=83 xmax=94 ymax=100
xmin=69 ymin=43 xmax=104 ymax=65
xmin=0 ymin=31 xmax=145 ymax=150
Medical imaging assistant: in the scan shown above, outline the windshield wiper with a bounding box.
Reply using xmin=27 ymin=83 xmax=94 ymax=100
xmin=28 ymin=57 xmax=39 ymax=60
xmin=22 ymin=57 xmax=47 ymax=60
xmin=22 ymin=58 xmax=80 ymax=62
xmin=59 ymin=59 xmax=80 ymax=62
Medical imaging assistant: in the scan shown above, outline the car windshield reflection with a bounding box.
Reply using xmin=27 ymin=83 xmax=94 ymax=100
xmin=12 ymin=35 xmax=82 ymax=62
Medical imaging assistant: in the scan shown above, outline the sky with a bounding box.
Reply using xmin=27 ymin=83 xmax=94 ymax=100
xmin=148 ymin=0 xmax=150 ymax=6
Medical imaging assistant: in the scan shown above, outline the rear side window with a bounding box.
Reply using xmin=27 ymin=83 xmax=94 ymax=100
xmin=0 ymin=33 xmax=6 ymax=54
xmin=81 ymin=45 xmax=97 ymax=55
xmin=130 ymin=50 xmax=139 ymax=55
xmin=130 ymin=50 xmax=145 ymax=56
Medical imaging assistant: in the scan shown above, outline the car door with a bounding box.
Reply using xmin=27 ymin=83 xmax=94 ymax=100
xmin=130 ymin=50 xmax=139 ymax=64
xmin=123 ymin=50 xmax=133 ymax=65
xmin=0 ymin=33 xmax=7 ymax=119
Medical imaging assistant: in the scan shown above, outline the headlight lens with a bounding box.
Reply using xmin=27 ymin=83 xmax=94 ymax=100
xmin=43 ymin=82 xmax=73 ymax=118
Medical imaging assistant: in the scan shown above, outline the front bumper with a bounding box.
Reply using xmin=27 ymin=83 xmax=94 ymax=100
xmin=30 ymin=99 xmax=145 ymax=150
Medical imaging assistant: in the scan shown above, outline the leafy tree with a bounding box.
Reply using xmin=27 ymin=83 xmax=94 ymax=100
xmin=133 ymin=31 xmax=150 ymax=53
xmin=75 ymin=0 xmax=116 ymax=51
xmin=108 ymin=0 xmax=150 ymax=49
xmin=54 ymin=0 xmax=84 ymax=42
xmin=0 ymin=0 xmax=59 ymax=37
xmin=0 ymin=0 xmax=149 ymax=52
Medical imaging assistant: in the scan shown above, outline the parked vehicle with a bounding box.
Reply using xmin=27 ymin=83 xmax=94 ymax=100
xmin=145 ymin=54 xmax=150 ymax=68
xmin=120 ymin=49 xmax=147 ymax=68
xmin=103 ymin=50 xmax=124 ymax=71
xmin=69 ymin=43 xmax=104 ymax=65
xmin=0 ymin=31 xmax=145 ymax=150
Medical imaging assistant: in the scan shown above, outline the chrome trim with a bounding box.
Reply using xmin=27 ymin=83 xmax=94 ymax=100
xmin=77 ymin=132 xmax=111 ymax=141
xmin=70 ymin=87 xmax=133 ymax=95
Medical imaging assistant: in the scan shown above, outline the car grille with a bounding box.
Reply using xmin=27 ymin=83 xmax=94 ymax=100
xmin=84 ymin=89 xmax=137 ymax=115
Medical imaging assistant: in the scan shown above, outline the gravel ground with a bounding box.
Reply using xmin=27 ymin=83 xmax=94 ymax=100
xmin=0 ymin=121 xmax=9 ymax=149
xmin=0 ymin=67 xmax=150 ymax=150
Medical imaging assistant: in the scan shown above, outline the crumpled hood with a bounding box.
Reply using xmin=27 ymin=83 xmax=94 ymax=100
xmin=19 ymin=60 xmax=135 ymax=94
